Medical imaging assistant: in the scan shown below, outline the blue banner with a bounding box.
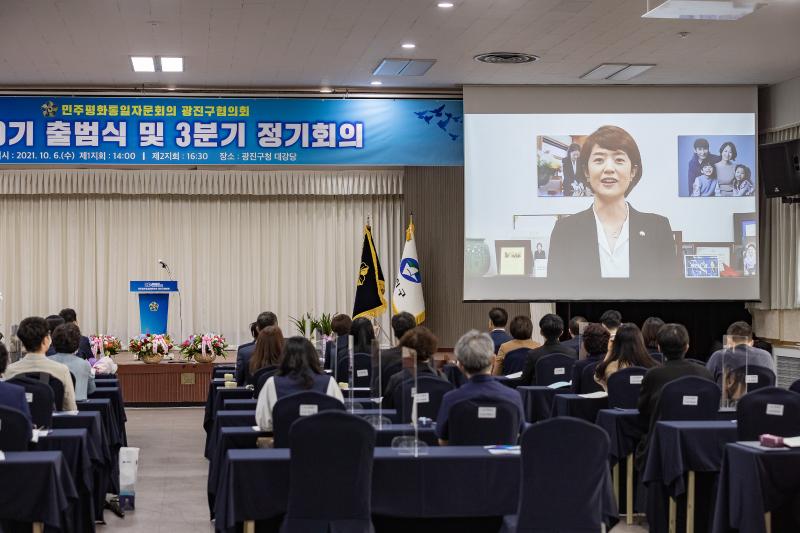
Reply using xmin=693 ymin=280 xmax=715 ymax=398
xmin=0 ymin=96 xmax=463 ymax=166
xmin=130 ymin=280 xmax=179 ymax=293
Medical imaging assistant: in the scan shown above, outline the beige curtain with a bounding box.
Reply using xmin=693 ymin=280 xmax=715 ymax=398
xmin=0 ymin=170 xmax=403 ymax=345
xmin=750 ymin=196 xmax=800 ymax=310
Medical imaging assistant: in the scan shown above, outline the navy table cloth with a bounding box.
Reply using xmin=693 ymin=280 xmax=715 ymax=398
xmin=222 ymin=398 xmax=257 ymax=411
xmin=0 ymin=451 xmax=79 ymax=532
xmin=595 ymin=408 xmax=645 ymax=465
xmin=517 ymin=386 xmax=568 ymax=422
xmin=88 ymin=386 xmax=127 ymax=446
xmin=214 ymin=446 xmax=526 ymax=532
xmin=551 ymin=393 xmax=609 ymax=422
xmin=93 ymin=378 xmax=119 ymax=388
xmin=713 ymin=443 xmax=800 ymax=533
xmin=78 ymin=398 xmax=122 ymax=494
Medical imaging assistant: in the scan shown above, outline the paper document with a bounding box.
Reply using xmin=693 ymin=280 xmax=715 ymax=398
xmin=578 ymin=391 xmax=608 ymax=399
xmin=504 ymin=371 xmax=522 ymax=379
xmin=547 ymin=381 xmax=571 ymax=389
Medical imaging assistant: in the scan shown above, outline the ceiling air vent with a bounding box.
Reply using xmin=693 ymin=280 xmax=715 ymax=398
xmin=473 ymin=52 xmax=539 ymax=65
xmin=373 ymin=59 xmax=437 ymax=76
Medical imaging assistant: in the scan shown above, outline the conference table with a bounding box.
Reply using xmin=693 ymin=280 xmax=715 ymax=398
xmin=88 ymin=386 xmax=128 ymax=446
xmin=517 ymin=386 xmax=566 ymax=422
xmin=0 ymin=451 xmax=79 ymax=532
xmin=713 ymin=443 xmax=800 ymax=533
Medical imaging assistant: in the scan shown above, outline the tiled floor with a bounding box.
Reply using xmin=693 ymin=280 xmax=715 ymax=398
xmin=100 ymin=407 xmax=647 ymax=532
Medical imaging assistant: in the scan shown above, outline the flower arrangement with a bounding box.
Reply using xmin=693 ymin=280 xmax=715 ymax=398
xmin=180 ymin=333 xmax=228 ymax=361
xmin=89 ymin=335 xmax=122 ymax=358
xmin=129 ymin=334 xmax=174 ymax=360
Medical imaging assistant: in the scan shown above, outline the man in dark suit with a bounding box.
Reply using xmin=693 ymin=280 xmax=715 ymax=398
xmin=58 ymin=308 xmax=93 ymax=359
xmin=236 ymin=311 xmax=277 ymax=386
xmin=488 ymin=307 xmax=512 ymax=354
xmin=0 ymin=342 xmax=32 ymax=431
xmin=559 ymin=315 xmax=587 ymax=355
xmin=371 ymin=312 xmax=416 ymax=396
xmin=519 ymin=314 xmax=577 ymax=386
xmin=570 ymin=323 xmax=610 ymax=394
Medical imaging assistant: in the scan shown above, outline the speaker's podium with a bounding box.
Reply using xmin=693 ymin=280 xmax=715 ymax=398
xmin=129 ymin=280 xmax=178 ymax=335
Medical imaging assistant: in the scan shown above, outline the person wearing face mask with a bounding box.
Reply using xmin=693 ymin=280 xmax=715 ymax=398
xmin=547 ymin=125 xmax=679 ymax=283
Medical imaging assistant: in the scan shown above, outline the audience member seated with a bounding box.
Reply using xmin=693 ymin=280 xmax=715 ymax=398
xmin=494 ymin=315 xmax=541 ymax=376
xmin=44 ymin=315 xmax=65 ymax=356
xmin=350 ymin=317 xmax=376 ymax=354
xmin=519 ymin=314 xmax=577 ymax=385
xmin=237 ymin=311 xmax=277 ymax=386
xmin=58 ymin=308 xmax=93 ymax=359
xmin=559 ymin=315 xmax=587 ymax=355
xmin=382 ymin=326 xmax=448 ymax=409
xmin=571 ymin=323 xmax=611 ymax=394
xmin=594 ymin=323 xmax=658 ymax=390
xmin=0 ymin=342 xmax=33 ymax=427
xmin=256 ymin=336 xmax=344 ymax=431
xmin=436 ymin=330 xmax=525 ymax=445
xmin=637 ymin=323 xmax=714 ymax=425
xmin=371 ymin=311 xmax=416 ymax=397
xmin=48 ymin=323 xmax=96 ymax=401
xmin=4 ymin=316 xmax=78 ymax=411
xmin=705 ymin=321 xmax=776 ymax=392
xmin=488 ymin=307 xmax=513 ymax=354
xmin=642 ymin=316 xmax=665 ymax=360
xmin=246 ymin=325 xmax=284 ymax=387
xmin=324 ymin=313 xmax=351 ymax=370
xmin=599 ymin=309 xmax=622 ymax=339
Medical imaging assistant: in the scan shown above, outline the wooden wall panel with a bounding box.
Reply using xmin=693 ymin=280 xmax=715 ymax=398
xmin=116 ymin=353 xmax=230 ymax=404
xmin=403 ymin=166 xmax=529 ymax=347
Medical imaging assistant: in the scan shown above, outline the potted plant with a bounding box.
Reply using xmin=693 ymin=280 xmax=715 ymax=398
xmin=129 ymin=334 xmax=174 ymax=364
xmin=180 ymin=333 xmax=228 ymax=363
xmin=289 ymin=313 xmax=314 ymax=337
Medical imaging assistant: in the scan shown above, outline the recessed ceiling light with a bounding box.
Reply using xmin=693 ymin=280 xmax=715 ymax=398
xmin=402 ymin=43 xmax=416 ymax=49
xmin=438 ymin=2 xmax=454 ymax=7
xmin=160 ymin=57 xmax=184 ymax=72
xmin=320 ymin=87 xmax=334 ymax=94
xmin=130 ymin=56 xmax=155 ymax=73
xmin=370 ymin=80 xmax=383 ymax=86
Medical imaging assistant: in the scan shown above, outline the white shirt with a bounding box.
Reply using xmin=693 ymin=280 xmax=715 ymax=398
xmin=255 ymin=375 xmax=344 ymax=431
xmin=593 ymin=205 xmax=630 ymax=278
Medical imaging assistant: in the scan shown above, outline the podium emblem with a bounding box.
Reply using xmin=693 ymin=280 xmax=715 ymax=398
xmin=149 ymin=301 xmax=160 ymax=312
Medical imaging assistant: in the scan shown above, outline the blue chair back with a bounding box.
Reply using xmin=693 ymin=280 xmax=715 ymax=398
xmin=378 ymin=360 xmax=404 ymax=395
xmin=213 ymin=366 xmax=236 ymax=379
xmin=394 ymin=375 xmax=454 ymax=423
xmin=607 ymin=366 xmax=648 ymax=409
xmin=21 ymin=372 xmax=65 ymax=411
xmin=649 ymin=352 xmax=665 ymax=364
xmin=0 ymin=405 xmax=30 ymax=451
xmin=448 ymin=396 xmax=520 ymax=445
xmin=441 ymin=364 xmax=467 ymax=388
xmin=535 ymin=353 xmax=575 ymax=386
xmin=515 ymin=417 xmax=612 ymax=531
xmin=8 ymin=377 xmax=53 ymax=428
xmin=579 ymin=361 xmax=604 ymax=394
xmin=251 ymin=365 xmax=279 ymax=396
xmin=336 ymin=352 xmax=372 ymax=388
xmin=272 ymin=391 xmax=345 ymax=448
xmin=790 ymin=379 xmax=800 ymax=395
xmin=502 ymin=348 xmax=532 ymax=375
xmin=736 ymin=387 xmax=800 ymax=441
xmin=284 ymin=411 xmax=375 ymax=532
xmin=742 ymin=365 xmax=776 ymax=392
xmin=657 ymin=376 xmax=720 ymax=421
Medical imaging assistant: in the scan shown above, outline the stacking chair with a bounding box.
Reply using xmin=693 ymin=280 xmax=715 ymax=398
xmin=607 ymin=367 xmax=648 ymax=409
xmin=272 ymin=391 xmax=345 ymax=448
xmin=657 ymin=376 xmax=720 ymax=421
xmin=448 ymin=397 xmax=521 ymax=445
xmin=282 ymin=411 xmax=376 ymax=533
xmin=790 ymin=379 xmax=800 ymax=394
xmin=253 ymin=366 xmax=280 ymax=399
xmin=736 ymin=387 xmax=800 ymax=441
xmin=377 ymin=360 xmax=404 ymax=395
xmin=21 ymin=372 xmax=65 ymax=411
xmin=7 ymin=376 xmax=54 ymax=428
xmin=440 ymin=363 xmax=467 ymax=389
xmin=502 ymin=417 xmax=613 ymax=532
xmin=336 ymin=353 xmax=372 ymax=388
xmin=648 ymin=352 xmax=665 ymax=364
xmin=0 ymin=405 xmax=31 ymax=451
xmin=740 ymin=365 xmax=776 ymax=393
xmin=393 ymin=375 xmax=454 ymax=423
xmin=579 ymin=361 xmax=604 ymax=394
xmin=502 ymin=348 xmax=533 ymax=376
xmin=535 ymin=353 xmax=575 ymax=386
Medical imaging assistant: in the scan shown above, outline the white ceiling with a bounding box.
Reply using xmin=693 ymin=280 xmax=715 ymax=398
xmin=0 ymin=0 xmax=799 ymax=89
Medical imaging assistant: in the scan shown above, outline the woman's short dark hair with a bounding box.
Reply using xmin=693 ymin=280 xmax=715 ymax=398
xmin=391 ymin=312 xmax=416 ymax=341
xmin=350 ymin=317 xmax=376 ymax=353
xmin=489 ymin=307 xmax=508 ymax=328
xmin=539 ymin=314 xmax=564 ymax=342
xmin=52 ymin=323 xmax=81 ymax=354
xmin=595 ymin=323 xmax=657 ymax=380
xmin=568 ymin=316 xmax=587 ymax=336
xmin=250 ymin=325 xmax=284 ymax=375
xmin=17 ymin=316 xmax=50 ymax=353
xmin=278 ymin=336 xmax=323 ymax=389
xmin=599 ymin=309 xmax=622 ymax=330
xmin=509 ymin=316 xmax=533 ymax=340
xmin=734 ymin=164 xmax=751 ymax=181
xmin=641 ymin=317 xmax=665 ymax=350
xmin=398 ymin=326 xmax=439 ymax=362
xmin=719 ymin=141 xmax=738 ymax=160
xmin=657 ymin=324 xmax=690 ymax=360
xmin=46 ymin=315 xmax=65 ymax=334
xmin=582 ymin=323 xmax=611 ymax=356
xmin=58 ymin=308 xmax=78 ymax=323
xmin=579 ymin=125 xmax=642 ymax=196
xmin=331 ymin=314 xmax=353 ymax=336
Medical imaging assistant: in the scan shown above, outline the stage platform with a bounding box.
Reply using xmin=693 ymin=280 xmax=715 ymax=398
xmin=116 ymin=351 xmax=234 ymax=406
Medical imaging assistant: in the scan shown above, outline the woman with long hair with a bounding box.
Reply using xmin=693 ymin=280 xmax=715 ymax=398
xmin=246 ymin=325 xmax=284 ymax=386
xmin=594 ymin=323 xmax=658 ymax=390
xmin=255 ymin=336 xmax=343 ymax=431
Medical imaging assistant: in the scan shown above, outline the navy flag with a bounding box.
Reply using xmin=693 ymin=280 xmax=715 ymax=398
xmin=353 ymin=225 xmax=387 ymax=319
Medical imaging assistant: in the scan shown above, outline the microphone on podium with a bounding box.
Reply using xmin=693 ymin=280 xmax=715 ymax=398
xmin=158 ymin=259 xmax=168 ymax=269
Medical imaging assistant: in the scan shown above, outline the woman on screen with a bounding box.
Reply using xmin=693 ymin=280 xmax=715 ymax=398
xmin=547 ymin=125 xmax=679 ymax=283
xmin=714 ymin=141 xmax=738 ymax=196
